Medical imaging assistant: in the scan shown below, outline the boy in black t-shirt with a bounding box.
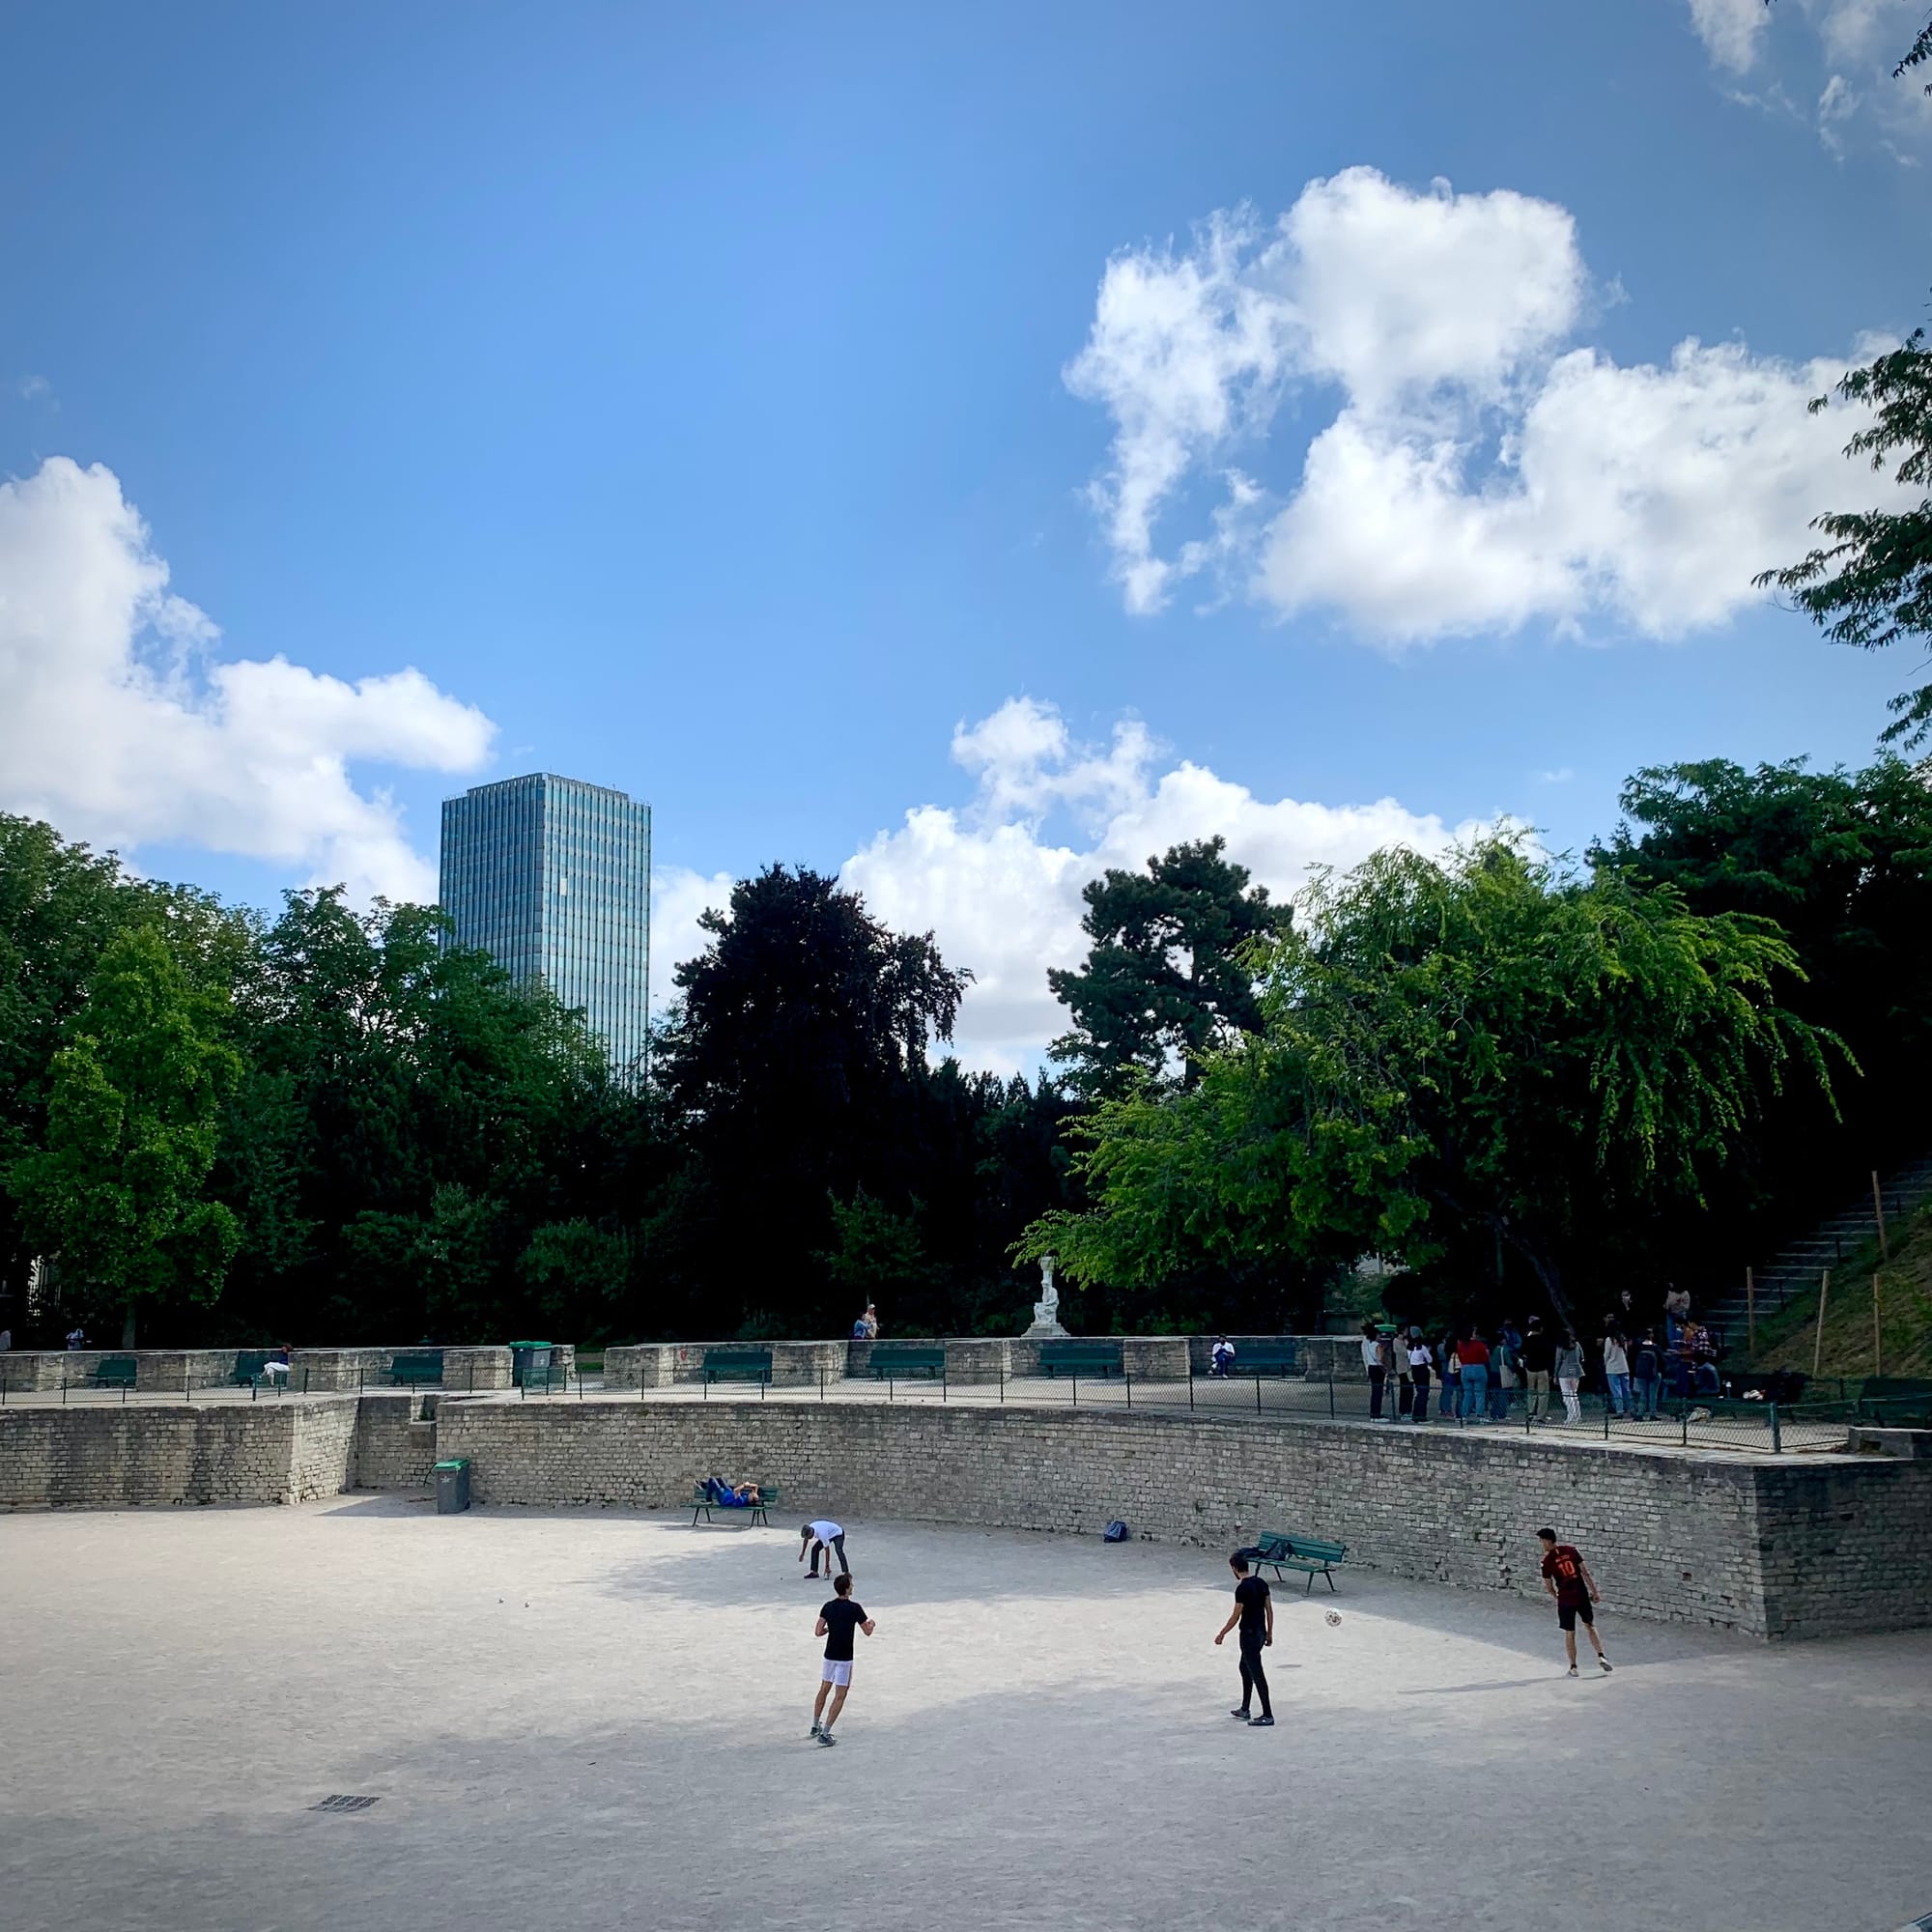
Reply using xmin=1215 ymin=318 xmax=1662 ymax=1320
xmin=810 ymin=1573 xmax=875 ymax=1747
xmin=1213 ymin=1553 xmax=1275 ymax=1726
xmin=1538 ymin=1527 xmax=1612 ymax=1676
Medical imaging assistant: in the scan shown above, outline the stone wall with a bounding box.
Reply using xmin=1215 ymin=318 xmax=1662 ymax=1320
xmin=603 ymin=1341 xmax=844 ymax=1388
xmin=432 ymin=1398 xmax=1932 ymax=1639
xmin=351 ymin=1392 xmax=439 ymax=1490
xmin=0 ymin=1343 xmax=570 ymax=1394
xmin=0 ymin=1399 xmax=358 ymax=1508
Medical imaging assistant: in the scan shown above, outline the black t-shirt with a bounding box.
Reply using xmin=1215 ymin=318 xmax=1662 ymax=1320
xmin=1521 ymin=1332 xmax=1555 ymax=1373
xmin=821 ymin=1598 xmax=867 ymax=1662
xmin=1234 ymin=1574 xmax=1269 ymax=1637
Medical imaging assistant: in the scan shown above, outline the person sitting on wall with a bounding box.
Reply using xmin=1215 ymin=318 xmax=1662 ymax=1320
xmin=1210 ymin=1336 xmax=1236 ymax=1378
xmin=261 ymin=1346 xmax=292 ymax=1386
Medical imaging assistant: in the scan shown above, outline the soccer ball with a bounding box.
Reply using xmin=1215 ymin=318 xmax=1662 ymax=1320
xmin=1324 ymin=1609 xmax=1342 ymax=1628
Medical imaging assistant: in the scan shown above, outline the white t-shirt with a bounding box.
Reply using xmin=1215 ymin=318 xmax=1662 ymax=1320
xmin=1603 ymin=1339 xmax=1630 ymax=1377
xmin=808 ymin=1520 xmax=842 ymax=1544
xmin=1360 ymin=1337 xmax=1381 ymax=1369
xmin=1407 ymin=1344 xmax=1433 ymax=1371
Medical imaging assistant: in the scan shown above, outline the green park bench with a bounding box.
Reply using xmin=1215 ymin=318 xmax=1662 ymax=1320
xmin=1250 ymin=1532 xmax=1348 ymax=1594
xmin=387 ymin=1351 xmax=443 ymax=1387
xmin=702 ymin=1348 xmax=773 ymax=1387
xmin=870 ymin=1346 xmax=946 ymax=1380
xmin=1039 ymin=1341 xmax=1122 ymax=1378
xmin=690 ymin=1481 xmax=781 ymax=1527
xmin=1230 ymin=1344 xmax=1300 ymax=1378
xmin=94 ymin=1356 xmax=138 ymax=1392
xmin=233 ymin=1350 xmax=270 ymax=1386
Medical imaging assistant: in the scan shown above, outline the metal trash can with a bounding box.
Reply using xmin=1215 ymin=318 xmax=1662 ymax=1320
xmin=508 ymin=1342 xmax=554 ymax=1389
xmin=434 ymin=1457 xmax=471 ymax=1514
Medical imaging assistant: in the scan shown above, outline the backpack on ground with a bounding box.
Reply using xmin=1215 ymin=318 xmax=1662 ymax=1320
xmin=1103 ymin=1520 xmax=1129 ymax=1543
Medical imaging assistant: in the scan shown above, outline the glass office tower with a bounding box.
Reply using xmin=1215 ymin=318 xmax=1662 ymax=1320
xmin=439 ymin=773 xmax=651 ymax=1079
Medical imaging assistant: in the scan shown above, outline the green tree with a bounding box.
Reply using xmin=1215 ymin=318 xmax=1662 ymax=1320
xmin=1023 ymin=839 xmax=1831 ymax=1329
xmin=7 ymin=925 xmax=243 ymax=1345
xmin=1593 ymin=757 xmax=1932 ymax=1227
xmin=1048 ymin=837 xmax=1279 ymax=1097
xmin=1756 ymin=327 xmax=1932 ymax=747
xmin=655 ymin=867 xmax=968 ymax=1333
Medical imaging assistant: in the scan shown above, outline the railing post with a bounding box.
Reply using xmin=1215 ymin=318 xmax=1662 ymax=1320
xmin=1071 ymin=1372 xmax=1078 ymax=1407
xmin=999 ymin=1359 xmax=1005 ymax=1405
xmin=1770 ymin=1402 xmax=1782 ymax=1454
xmin=1124 ymin=1370 xmax=1132 ymax=1410
xmin=1188 ymin=1365 xmax=1195 ymax=1411
xmin=1327 ymin=1373 xmax=1335 ymax=1419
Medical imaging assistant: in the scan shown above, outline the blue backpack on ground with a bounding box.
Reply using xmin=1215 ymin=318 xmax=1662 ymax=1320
xmin=1103 ymin=1520 xmax=1129 ymax=1543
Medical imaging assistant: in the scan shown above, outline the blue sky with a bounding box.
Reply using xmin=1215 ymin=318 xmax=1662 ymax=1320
xmin=3 ymin=3 xmax=1929 ymax=1065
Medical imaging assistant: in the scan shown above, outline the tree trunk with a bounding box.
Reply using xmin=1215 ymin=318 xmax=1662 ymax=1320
xmin=121 ymin=1300 xmax=136 ymax=1350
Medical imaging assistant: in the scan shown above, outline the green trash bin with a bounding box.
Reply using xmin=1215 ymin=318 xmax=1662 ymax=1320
xmin=434 ymin=1458 xmax=471 ymax=1514
xmin=508 ymin=1343 xmax=554 ymax=1389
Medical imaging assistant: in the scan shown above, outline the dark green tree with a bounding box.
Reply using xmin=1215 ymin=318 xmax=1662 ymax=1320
xmin=655 ymin=867 xmax=968 ymax=1333
xmin=7 ymin=925 xmax=244 ymax=1345
xmin=1048 ymin=837 xmax=1279 ymax=1097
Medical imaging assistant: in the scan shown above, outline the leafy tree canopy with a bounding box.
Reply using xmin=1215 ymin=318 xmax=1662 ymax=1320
xmin=1048 ymin=837 xmax=1279 ymax=1098
xmin=1022 ymin=838 xmax=1833 ymax=1332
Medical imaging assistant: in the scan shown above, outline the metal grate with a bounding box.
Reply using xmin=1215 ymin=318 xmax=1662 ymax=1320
xmin=311 ymin=1795 xmax=381 ymax=1813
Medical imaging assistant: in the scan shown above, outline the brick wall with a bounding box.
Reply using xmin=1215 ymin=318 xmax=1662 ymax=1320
xmin=0 ymin=1399 xmax=357 ymax=1507
xmin=431 ymin=1398 xmax=1929 ymax=1639
xmin=351 ymin=1393 xmax=439 ymax=1490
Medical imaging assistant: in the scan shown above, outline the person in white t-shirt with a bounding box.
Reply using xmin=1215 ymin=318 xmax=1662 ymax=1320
xmin=799 ymin=1519 xmax=848 ymax=1580
xmin=1360 ymin=1321 xmax=1388 ymax=1420
xmin=1405 ymin=1336 xmax=1434 ymax=1423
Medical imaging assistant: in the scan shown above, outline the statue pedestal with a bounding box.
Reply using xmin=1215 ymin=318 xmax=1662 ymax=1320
xmin=1023 ymin=1317 xmax=1070 ymax=1339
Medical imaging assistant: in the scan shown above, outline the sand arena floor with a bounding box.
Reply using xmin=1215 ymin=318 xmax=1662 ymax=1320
xmin=1 ymin=1499 xmax=1927 ymax=1932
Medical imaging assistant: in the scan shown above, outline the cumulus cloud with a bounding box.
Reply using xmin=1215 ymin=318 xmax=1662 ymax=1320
xmin=841 ymin=697 xmax=1492 ymax=1073
xmin=1689 ymin=0 xmax=1775 ymax=71
xmin=649 ymin=863 xmax=737 ymax=1001
xmin=1067 ymin=167 xmax=1905 ymax=641
xmin=0 ymin=456 xmax=494 ymax=900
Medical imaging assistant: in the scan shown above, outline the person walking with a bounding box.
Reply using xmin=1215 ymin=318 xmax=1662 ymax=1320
xmin=1632 ymin=1331 xmax=1662 ymax=1420
xmin=1213 ymin=1553 xmax=1275 ymax=1726
xmin=1554 ymin=1332 xmax=1584 ymax=1425
xmin=810 ymin=1572 xmax=875 ymax=1745
xmin=1458 ymin=1328 xmax=1491 ymax=1424
xmin=1406 ymin=1333 xmax=1433 ymax=1423
xmin=1537 ymin=1528 xmax=1612 ymax=1676
xmin=1360 ymin=1321 xmax=1387 ymax=1421
xmin=1521 ymin=1318 xmax=1553 ymax=1424
xmin=1602 ymin=1328 xmax=1631 ymax=1419
xmin=799 ymin=1519 xmax=849 ymax=1579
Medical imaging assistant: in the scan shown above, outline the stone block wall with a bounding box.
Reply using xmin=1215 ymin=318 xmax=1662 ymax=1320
xmin=352 ymin=1393 xmax=439 ymax=1490
xmin=433 ymin=1399 xmax=1925 ymax=1638
xmin=1753 ymin=1459 xmax=1932 ymax=1638
xmin=603 ymin=1341 xmax=843 ymax=1387
xmin=0 ymin=1399 xmax=358 ymax=1507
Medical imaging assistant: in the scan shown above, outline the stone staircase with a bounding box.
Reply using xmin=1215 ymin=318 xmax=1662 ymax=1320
xmin=1705 ymin=1151 xmax=1932 ymax=1356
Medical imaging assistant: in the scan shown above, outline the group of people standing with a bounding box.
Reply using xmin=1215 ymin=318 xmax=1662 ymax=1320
xmin=1359 ymin=1313 xmax=1693 ymax=1425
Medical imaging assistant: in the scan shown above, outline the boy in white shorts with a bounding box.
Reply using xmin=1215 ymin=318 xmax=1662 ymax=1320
xmin=810 ymin=1574 xmax=875 ymax=1746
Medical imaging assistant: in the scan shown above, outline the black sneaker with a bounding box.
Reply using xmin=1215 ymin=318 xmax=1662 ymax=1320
xmin=1248 ymin=1715 xmax=1275 ymax=1727
xmin=1229 ymin=1707 xmax=1251 ymax=1719
xmin=809 ymin=1722 xmax=823 ymax=1739
xmin=816 ymin=1730 xmax=838 ymax=1747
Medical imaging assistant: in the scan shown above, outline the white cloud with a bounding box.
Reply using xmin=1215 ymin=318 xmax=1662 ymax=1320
xmin=1688 ymin=0 xmax=1932 ymax=152
xmin=0 ymin=456 xmax=494 ymax=900
xmin=841 ymin=698 xmax=1492 ymax=1073
xmin=649 ymin=864 xmax=736 ymax=1001
xmin=1689 ymin=0 xmax=1775 ymax=71
xmin=1068 ymin=168 xmax=1908 ymax=642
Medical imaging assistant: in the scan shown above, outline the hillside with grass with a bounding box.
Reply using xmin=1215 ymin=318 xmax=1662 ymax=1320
xmin=1746 ymin=1204 xmax=1932 ymax=1382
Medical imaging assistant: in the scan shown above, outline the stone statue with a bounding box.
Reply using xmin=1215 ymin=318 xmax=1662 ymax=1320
xmin=1024 ymin=1255 xmax=1068 ymax=1339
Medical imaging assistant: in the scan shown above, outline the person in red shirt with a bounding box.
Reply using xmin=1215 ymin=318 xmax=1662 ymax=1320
xmin=1538 ymin=1528 xmax=1612 ymax=1676
xmin=1457 ymin=1328 xmax=1492 ymax=1423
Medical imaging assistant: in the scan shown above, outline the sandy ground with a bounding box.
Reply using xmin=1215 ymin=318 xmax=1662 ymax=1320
xmin=1 ymin=1500 xmax=1926 ymax=1932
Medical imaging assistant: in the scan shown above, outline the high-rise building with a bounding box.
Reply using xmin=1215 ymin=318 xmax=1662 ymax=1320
xmin=439 ymin=773 xmax=651 ymax=1078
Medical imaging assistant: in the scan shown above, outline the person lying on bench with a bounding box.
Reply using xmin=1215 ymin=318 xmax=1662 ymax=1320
xmin=703 ymin=1475 xmax=761 ymax=1506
